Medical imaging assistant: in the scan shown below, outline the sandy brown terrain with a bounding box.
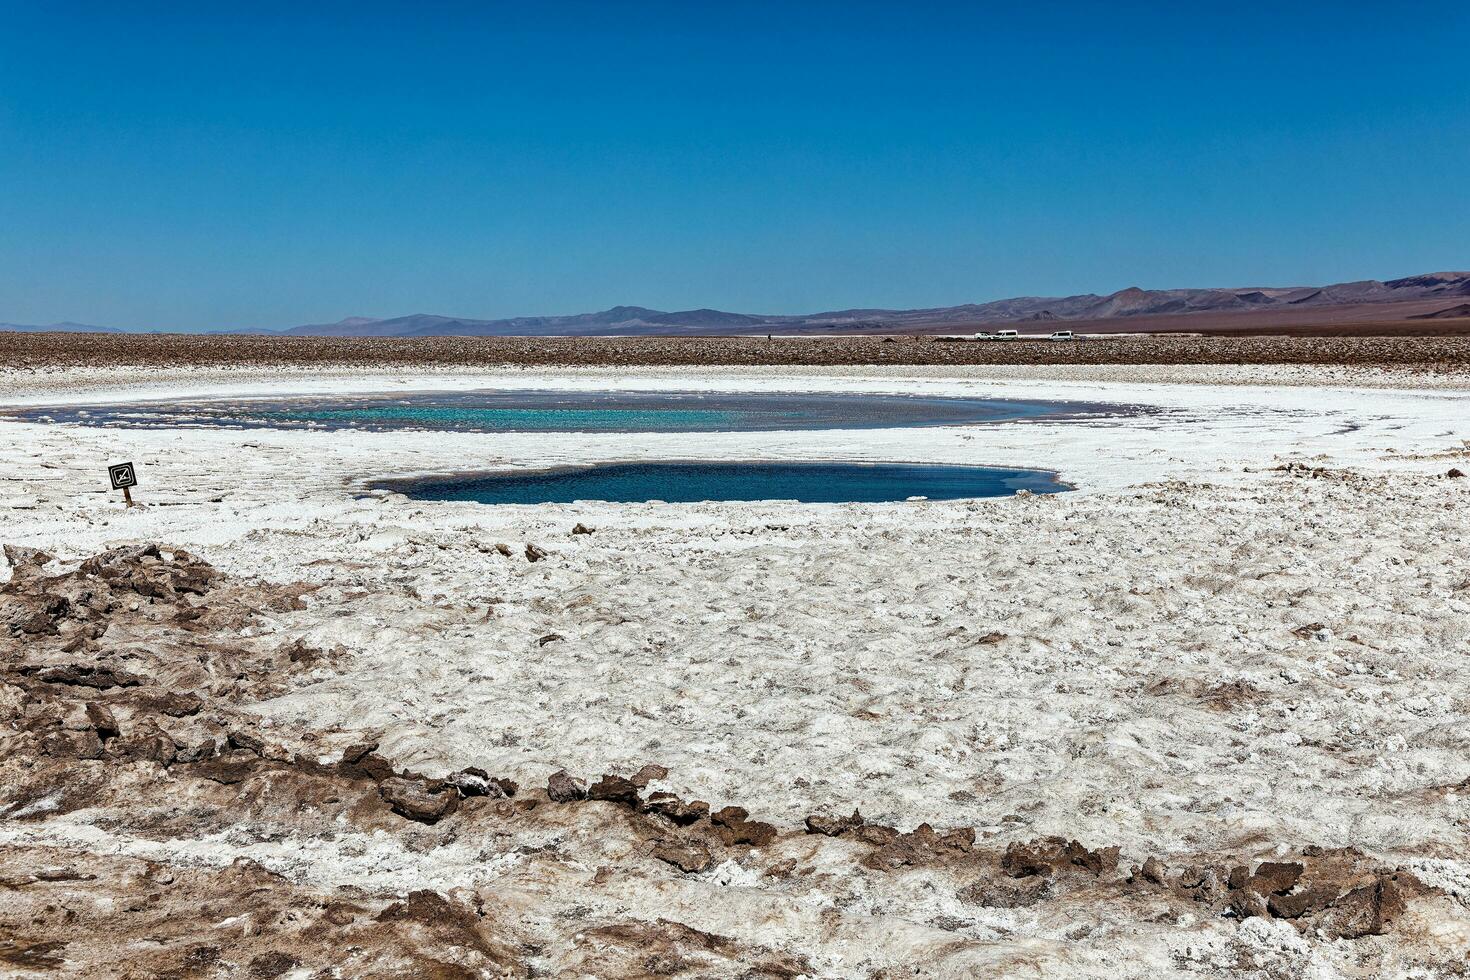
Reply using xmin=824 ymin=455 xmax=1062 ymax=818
xmin=4 ymin=329 xmax=1470 ymax=373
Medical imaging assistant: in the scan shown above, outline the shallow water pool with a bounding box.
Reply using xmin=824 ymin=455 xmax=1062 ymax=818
xmin=374 ymin=460 xmax=1067 ymax=504
xmin=11 ymin=389 xmax=1118 ymax=433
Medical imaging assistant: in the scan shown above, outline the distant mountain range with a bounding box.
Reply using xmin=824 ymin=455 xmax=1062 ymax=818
xmin=0 ymin=321 xmax=125 ymax=333
xmin=5 ymin=271 xmax=1469 ymax=337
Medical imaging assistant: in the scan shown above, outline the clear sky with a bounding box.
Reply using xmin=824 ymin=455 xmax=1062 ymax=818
xmin=1 ymin=1 xmax=1466 ymax=330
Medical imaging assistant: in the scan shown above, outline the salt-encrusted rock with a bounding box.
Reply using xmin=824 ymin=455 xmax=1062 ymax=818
xmin=1002 ymin=837 xmax=1119 ymax=878
xmin=1447 ymin=468 xmax=1465 ymax=478
xmin=41 ymin=728 xmax=105 ymax=759
xmin=860 ymin=822 xmax=975 ymax=871
xmin=805 ymin=810 xmax=864 ymax=837
xmin=113 ymin=723 xmax=178 ymax=766
xmin=379 ymin=776 xmax=458 ymax=823
xmin=630 ymin=763 xmax=668 ymax=788
xmin=448 ymin=767 xmax=516 ymax=798
xmin=228 ymin=729 xmax=266 ymax=755
xmin=525 ymin=544 xmax=548 ymax=562
xmin=1139 ymin=856 xmax=1169 ymax=885
xmin=652 ymin=840 xmax=713 ymax=874
xmin=3 ymin=544 xmax=53 ymax=568
xmin=547 ymin=770 xmax=586 ymax=802
xmin=174 ymin=736 xmax=221 ymax=764
xmin=248 ymin=951 xmax=299 ymax=979
xmin=957 ymin=876 xmax=1052 ymax=908
xmin=572 ymin=523 xmax=595 ymax=535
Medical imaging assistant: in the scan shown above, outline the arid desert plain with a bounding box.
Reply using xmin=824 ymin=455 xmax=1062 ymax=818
xmin=3 ymin=340 xmax=1470 ymax=978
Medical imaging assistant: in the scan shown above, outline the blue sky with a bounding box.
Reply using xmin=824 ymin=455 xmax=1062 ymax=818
xmin=1 ymin=1 xmax=1466 ymax=330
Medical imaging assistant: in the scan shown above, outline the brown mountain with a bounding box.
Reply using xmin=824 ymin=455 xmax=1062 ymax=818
xmin=1410 ymin=303 xmax=1470 ymax=320
xmin=264 ymin=270 xmax=1465 ymax=336
xmin=4 ymin=271 xmax=1467 ymax=337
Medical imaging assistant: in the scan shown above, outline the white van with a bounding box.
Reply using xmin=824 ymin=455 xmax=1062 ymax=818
xmin=1048 ymin=330 xmax=1074 ymax=341
xmin=994 ymin=329 xmax=1019 ymax=340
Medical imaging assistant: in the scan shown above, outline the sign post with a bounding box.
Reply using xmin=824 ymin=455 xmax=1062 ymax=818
xmin=109 ymin=462 xmax=138 ymax=507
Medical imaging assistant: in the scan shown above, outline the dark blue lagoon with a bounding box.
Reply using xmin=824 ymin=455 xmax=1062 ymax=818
xmin=374 ymin=461 xmax=1068 ymax=504
xmin=9 ymin=389 xmax=1119 ymax=434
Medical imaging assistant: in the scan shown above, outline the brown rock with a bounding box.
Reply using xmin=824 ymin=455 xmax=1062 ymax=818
xmin=651 ymin=840 xmax=713 ymax=874
xmin=572 ymin=523 xmax=595 ymax=535
xmin=1230 ymin=886 xmax=1271 ymax=920
xmin=853 ymin=824 xmax=900 ymax=846
xmin=84 ymin=702 xmax=120 ymax=739
xmin=343 ymin=752 xmax=396 ymax=782
xmin=192 ymin=751 xmax=260 ymax=785
xmin=30 ymin=664 xmax=145 ymax=689
xmin=1316 ymin=875 xmax=1405 ymax=939
xmin=152 ymin=690 xmax=204 ymax=717
xmin=938 ymin=826 xmax=976 ymax=852
xmin=711 ymin=805 xmax=777 ymax=847
xmin=536 ymin=633 xmax=564 ymax=646
xmin=525 ymin=544 xmax=548 ymax=562
xmin=227 ymin=729 xmax=266 ymax=755
xmin=1249 ymin=861 xmax=1304 ymax=895
xmin=642 ymin=792 xmax=708 ymax=825
xmin=379 ymin=776 xmax=459 ymax=824
xmin=1447 ymin=468 xmax=1465 ymax=478
xmin=547 ymin=770 xmax=587 ymax=802
xmin=1268 ymin=884 xmax=1340 ymax=919
xmin=588 ymin=774 xmax=641 ymax=806
xmin=338 ymin=741 xmax=379 ymax=765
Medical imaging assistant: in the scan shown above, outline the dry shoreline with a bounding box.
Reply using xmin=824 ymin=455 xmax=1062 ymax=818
xmin=3 ymin=357 xmax=1470 ymax=976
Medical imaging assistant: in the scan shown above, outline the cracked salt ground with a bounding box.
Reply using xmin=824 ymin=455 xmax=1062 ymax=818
xmin=3 ymin=364 xmax=1470 ymax=976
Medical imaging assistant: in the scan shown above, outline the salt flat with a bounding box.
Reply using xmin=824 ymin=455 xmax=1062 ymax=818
xmin=3 ymin=363 xmax=1469 ymax=977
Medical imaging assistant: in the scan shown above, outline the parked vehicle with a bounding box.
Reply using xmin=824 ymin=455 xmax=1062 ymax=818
xmin=994 ymin=329 xmax=1019 ymax=340
xmin=972 ymin=331 xmax=994 ymax=341
xmin=1048 ymin=330 xmax=1075 ymax=341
